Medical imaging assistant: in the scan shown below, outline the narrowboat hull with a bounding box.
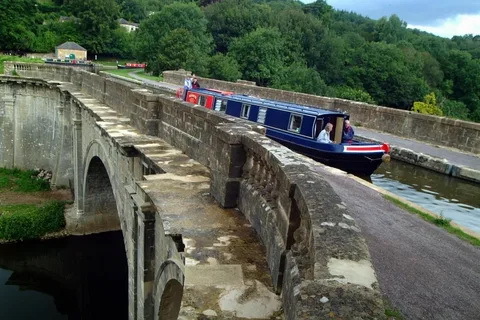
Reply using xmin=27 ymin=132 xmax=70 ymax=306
xmin=270 ymin=135 xmax=385 ymax=175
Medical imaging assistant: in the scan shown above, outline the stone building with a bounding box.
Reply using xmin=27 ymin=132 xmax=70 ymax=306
xmin=55 ymin=42 xmax=87 ymax=61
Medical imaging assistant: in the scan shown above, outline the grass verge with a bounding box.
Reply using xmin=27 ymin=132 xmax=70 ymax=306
xmin=103 ymin=68 xmax=163 ymax=81
xmin=384 ymin=194 xmax=480 ymax=247
xmin=0 ymin=201 xmax=66 ymax=241
xmin=0 ymin=168 xmax=50 ymax=192
xmin=0 ymin=55 xmax=44 ymax=74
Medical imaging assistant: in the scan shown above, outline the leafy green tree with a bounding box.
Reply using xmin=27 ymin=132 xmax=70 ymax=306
xmin=230 ymin=27 xmax=287 ymax=86
xmin=303 ymin=0 xmax=333 ymax=25
xmin=0 ymin=0 xmax=37 ymax=51
xmin=333 ymin=86 xmax=376 ymax=104
xmin=413 ymin=92 xmax=443 ymax=116
xmin=34 ymin=21 xmax=82 ymax=53
xmin=204 ymin=0 xmax=273 ymax=53
xmin=272 ymin=7 xmax=326 ymax=66
xmin=106 ymin=27 xmax=135 ymax=58
xmin=153 ymin=28 xmax=208 ymax=76
xmin=65 ymin=0 xmax=120 ymax=54
xmin=135 ymin=2 xmax=212 ymax=74
xmin=207 ymin=53 xmax=241 ymax=82
xmin=346 ymin=42 xmax=429 ymax=109
xmin=442 ymin=50 xmax=480 ymax=120
xmin=117 ymin=0 xmax=147 ymax=22
xmin=373 ymin=15 xmax=407 ymax=44
xmin=440 ymin=99 xmax=470 ymax=120
xmin=272 ymin=63 xmax=328 ymax=95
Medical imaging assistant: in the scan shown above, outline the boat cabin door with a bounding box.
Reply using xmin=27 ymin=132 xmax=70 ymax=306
xmin=334 ymin=117 xmax=344 ymax=144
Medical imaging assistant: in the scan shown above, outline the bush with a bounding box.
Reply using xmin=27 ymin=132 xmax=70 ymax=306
xmin=412 ymin=92 xmax=443 ymax=116
xmin=333 ymin=86 xmax=376 ymax=104
xmin=0 ymin=201 xmax=66 ymax=241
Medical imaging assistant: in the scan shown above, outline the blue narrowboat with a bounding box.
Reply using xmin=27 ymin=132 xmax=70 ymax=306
xmin=177 ymin=87 xmax=390 ymax=175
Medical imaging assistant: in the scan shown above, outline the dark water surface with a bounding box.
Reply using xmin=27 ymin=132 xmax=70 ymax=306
xmin=372 ymin=160 xmax=480 ymax=233
xmin=0 ymin=231 xmax=128 ymax=320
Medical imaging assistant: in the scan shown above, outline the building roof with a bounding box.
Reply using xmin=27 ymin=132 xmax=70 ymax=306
xmin=117 ymin=18 xmax=139 ymax=27
xmin=56 ymin=42 xmax=87 ymax=51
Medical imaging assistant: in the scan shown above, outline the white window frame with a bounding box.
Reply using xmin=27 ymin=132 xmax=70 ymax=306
xmin=241 ymin=104 xmax=251 ymax=119
xmin=288 ymin=114 xmax=303 ymax=133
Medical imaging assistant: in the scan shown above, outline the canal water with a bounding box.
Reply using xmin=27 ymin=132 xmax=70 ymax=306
xmin=372 ymin=160 xmax=480 ymax=234
xmin=0 ymin=231 xmax=127 ymax=320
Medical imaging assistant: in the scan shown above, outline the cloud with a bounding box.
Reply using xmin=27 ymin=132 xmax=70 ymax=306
xmin=320 ymin=0 xmax=480 ymax=25
xmin=409 ymin=13 xmax=480 ymax=38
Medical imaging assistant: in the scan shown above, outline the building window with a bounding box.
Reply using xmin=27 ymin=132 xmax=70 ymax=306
xmin=289 ymin=114 xmax=302 ymax=133
xmin=241 ymin=104 xmax=251 ymax=119
xmin=257 ymin=107 xmax=267 ymax=123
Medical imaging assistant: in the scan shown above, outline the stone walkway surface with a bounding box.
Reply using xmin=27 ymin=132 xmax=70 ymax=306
xmin=356 ymin=127 xmax=480 ymax=171
xmin=315 ymin=165 xmax=480 ymax=320
xmin=72 ymin=84 xmax=283 ymax=319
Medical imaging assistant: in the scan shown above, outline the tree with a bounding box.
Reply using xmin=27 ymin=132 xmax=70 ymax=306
xmin=440 ymin=99 xmax=469 ymax=120
xmin=333 ymin=86 xmax=376 ymax=104
xmin=153 ymin=28 xmax=208 ymax=76
xmin=0 ymin=0 xmax=37 ymax=51
xmin=117 ymin=0 xmax=147 ymax=22
xmin=229 ymin=27 xmax=287 ymax=86
xmin=65 ymin=0 xmax=120 ymax=54
xmin=272 ymin=7 xmax=327 ymax=66
xmin=34 ymin=21 xmax=82 ymax=53
xmin=346 ymin=42 xmax=429 ymax=109
xmin=204 ymin=0 xmax=273 ymax=53
xmin=207 ymin=53 xmax=241 ymax=82
xmin=303 ymin=0 xmax=333 ymax=26
xmin=272 ymin=63 xmax=328 ymax=95
xmin=413 ymin=92 xmax=443 ymax=116
xmin=374 ymin=14 xmax=407 ymax=44
xmin=134 ymin=2 xmax=212 ymax=74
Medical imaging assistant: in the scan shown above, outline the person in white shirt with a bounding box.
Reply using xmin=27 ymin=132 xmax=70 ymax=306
xmin=317 ymin=123 xmax=333 ymax=143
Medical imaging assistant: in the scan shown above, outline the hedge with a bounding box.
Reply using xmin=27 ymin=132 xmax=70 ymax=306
xmin=0 ymin=201 xmax=66 ymax=241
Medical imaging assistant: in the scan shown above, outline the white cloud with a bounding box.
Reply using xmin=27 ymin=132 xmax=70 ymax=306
xmin=409 ymin=13 xmax=480 ymax=38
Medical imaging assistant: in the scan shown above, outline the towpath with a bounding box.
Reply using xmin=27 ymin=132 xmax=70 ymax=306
xmin=316 ymin=165 xmax=480 ymax=319
xmin=356 ymin=127 xmax=480 ymax=172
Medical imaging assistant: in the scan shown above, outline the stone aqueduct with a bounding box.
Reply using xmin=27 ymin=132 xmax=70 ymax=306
xmin=0 ymin=63 xmax=386 ymax=319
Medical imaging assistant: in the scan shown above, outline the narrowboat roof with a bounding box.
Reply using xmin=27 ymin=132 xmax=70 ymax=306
xmin=228 ymin=94 xmax=345 ymax=117
xmin=189 ymin=88 xmax=346 ymax=117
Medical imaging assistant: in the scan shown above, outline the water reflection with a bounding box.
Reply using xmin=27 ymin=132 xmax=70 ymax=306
xmin=0 ymin=231 xmax=128 ymax=320
xmin=372 ymin=160 xmax=480 ymax=233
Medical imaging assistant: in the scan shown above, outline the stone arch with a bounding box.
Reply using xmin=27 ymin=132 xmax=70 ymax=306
xmin=154 ymin=259 xmax=185 ymax=320
xmin=80 ymin=140 xmax=121 ymax=233
xmin=84 ymin=156 xmax=117 ymax=216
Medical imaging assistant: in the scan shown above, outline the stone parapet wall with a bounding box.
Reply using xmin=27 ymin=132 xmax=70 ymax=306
xmin=164 ymin=70 xmax=480 ymax=154
xmin=3 ymin=61 xmax=94 ymax=80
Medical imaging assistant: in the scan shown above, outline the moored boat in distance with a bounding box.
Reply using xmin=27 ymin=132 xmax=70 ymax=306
xmin=117 ymin=63 xmax=146 ymax=69
xmin=176 ymin=86 xmax=391 ymax=175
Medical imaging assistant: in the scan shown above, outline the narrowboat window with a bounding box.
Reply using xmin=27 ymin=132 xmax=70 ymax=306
xmin=214 ymin=99 xmax=227 ymax=112
xmin=289 ymin=114 xmax=303 ymax=133
xmin=198 ymin=95 xmax=206 ymax=107
xmin=220 ymin=100 xmax=227 ymax=111
xmin=241 ymin=104 xmax=251 ymax=119
xmin=257 ymin=107 xmax=267 ymax=123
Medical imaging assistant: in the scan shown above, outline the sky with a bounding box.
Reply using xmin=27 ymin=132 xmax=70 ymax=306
xmin=306 ymin=0 xmax=480 ymax=38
